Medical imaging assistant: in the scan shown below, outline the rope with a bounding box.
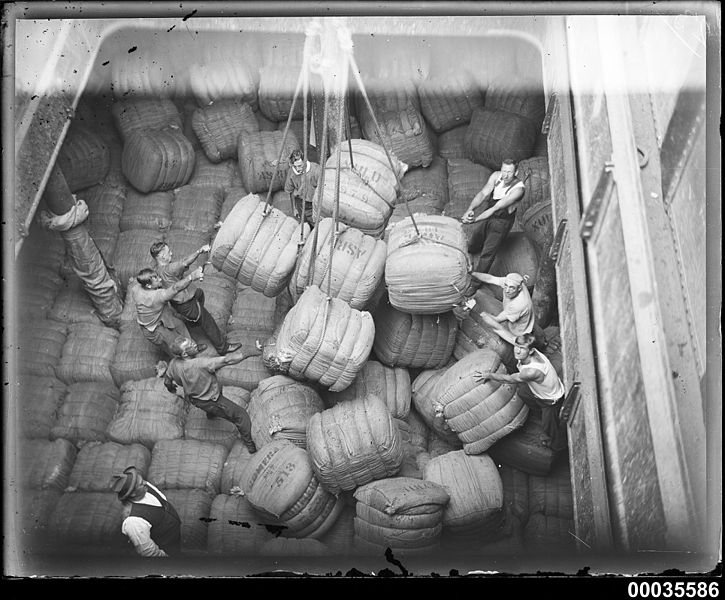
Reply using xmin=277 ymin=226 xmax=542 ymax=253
xmin=345 ymin=99 xmax=355 ymax=170
xmin=232 ymin=205 xmax=267 ymax=282
xmin=298 ymin=41 xmax=311 ymax=243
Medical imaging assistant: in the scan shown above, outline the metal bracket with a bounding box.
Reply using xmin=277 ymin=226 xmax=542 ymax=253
xmin=560 ymin=381 xmax=581 ymax=425
xmin=541 ymin=92 xmax=557 ymax=136
xmin=549 ymin=218 xmax=568 ymax=263
xmin=580 ymin=161 xmax=615 ymax=241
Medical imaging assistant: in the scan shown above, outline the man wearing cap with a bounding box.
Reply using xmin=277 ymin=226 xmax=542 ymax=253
xmin=284 ymin=149 xmax=320 ymax=226
xmin=470 ymin=271 xmax=534 ymax=345
xmin=156 ymin=336 xmax=258 ymax=454
xmin=111 ymin=466 xmax=181 ymax=558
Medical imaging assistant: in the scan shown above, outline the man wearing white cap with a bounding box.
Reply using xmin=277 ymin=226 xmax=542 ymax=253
xmin=470 ymin=271 xmax=534 ymax=345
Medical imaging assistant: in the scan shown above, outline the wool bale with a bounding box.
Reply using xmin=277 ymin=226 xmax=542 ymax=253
xmin=207 ymin=494 xmax=274 ymax=555
xmin=49 ymin=382 xmax=120 ymax=445
xmin=184 ymin=387 xmax=250 ymax=450
xmin=257 ymin=65 xmax=308 ymax=122
xmin=260 ymin=536 xmax=329 ymax=557
xmin=428 ymin=431 xmax=461 ymax=458
xmin=18 ymin=266 xmax=64 ymax=321
xmin=241 ymin=440 xmax=343 ymax=538
xmin=106 ymin=378 xmax=187 ymax=449
xmin=49 ymin=276 xmax=105 ymax=327
xmin=17 ymin=224 xmax=67 ymax=275
xmin=189 ymin=152 xmax=244 ymax=190
xmin=220 ymin=440 xmax=255 ymax=494
xmin=189 ymin=56 xmax=258 ymax=109
xmin=111 ymin=43 xmax=177 ymax=98
xmin=424 ymin=451 xmax=504 ymax=538
xmin=418 ymin=70 xmax=483 ymax=133
xmin=291 ymin=218 xmax=386 ymax=310
xmin=523 ymin=513 xmax=576 ymax=554
xmin=488 ymin=411 xmax=557 ymax=476
xmin=122 ymin=127 xmax=195 ymax=193
xmin=57 ymin=124 xmax=110 ymax=192
xmin=411 ymin=369 xmax=462 ymax=447
xmin=445 ymin=157 xmax=495 ymax=243
xmin=276 ymin=119 xmax=318 ymax=163
xmin=373 ymin=301 xmax=457 ymax=369
xmin=163 ymin=489 xmax=214 ymax=553
xmin=248 ymin=376 xmax=324 ymax=449
xmin=225 ymin=284 xmax=277 ymax=349
xmin=528 ymin=460 xmax=573 ymax=520
xmin=354 ymin=477 xmax=450 ymax=517
xmin=192 ymin=99 xmax=258 ymax=162
xmin=20 ymin=438 xmax=77 ymax=490
xmin=147 ymin=439 xmax=228 ymax=495
xmin=323 ymin=360 xmax=411 ymax=419
xmin=18 ymin=375 xmax=67 ymax=440
xmin=19 ymin=488 xmax=63 ymax=542
xmin=515 ymin=157 xmax=551 ymax=226
xmin=529 ymin=240 xmax=557 ymax=330
xmin=437 ymin=125 xmax=469 ymax=160
xmin=210 ymin=193 xmax=308 ymax=297
xmin=398 ymin=155 xmax=449 ymax=209
xmin=170 ymin=186 xmax=223 ymax=235
xmin=111 ymin=97 xmax=182 ymax=142
xmin=403 ymin=407 xmax=430 ymax=453
xmin=119 ymin=189 xmax=173 ymax=233
xmin=103 ymin=133 xmax=128 ymax=188
xmin=55 ymin=323 xmax=118 ymax=386
xmin=238 ymin=130 xmax=299 ymax=194
xmin=499 ymin=463 xmax=530 ymax=525
xmin=19 ymin=319 xmax=68 ymax=379
xmin=216 ymin=355 xmax=272 ymax=392
xmin=113 ymin=230 xmax=165 ymax=291
xmin=433 ymin=349 xmax=529 ymax=454
xmin=306 ymin=394 xmax=404 ymax=494
xmin=484 ymin=76 xmax=546 ymax=128
xmin=488 ymin=232 xmax=541 ymax=298
xmin=386 ymin=204 xmax=444 ymax=237
xmin=110 ymin=324 xmax=166 ymax=387
xmin=66 ymin=441 xmax=151 ymax=492
xmin=198 ymin=271 xmax=237 ymax=336
xmin=315 ymin=139 xmax=408 ymax=238
xmin=464 ymin=108 xmax=537 ymax=170
xmin=356 ymin=81 xmax=434 ymax=168
xmin=318 ymin=504 xmax=356 ymax=556
xmin=386 ymin=215 xmax=471 ymax=314
xmin=218 ymin=186 xmax=249 ymax=222
xmin=266 ymin=285 xmax=375 ymax=392
xmin=255 ymin=110 xmax=278 ymax=132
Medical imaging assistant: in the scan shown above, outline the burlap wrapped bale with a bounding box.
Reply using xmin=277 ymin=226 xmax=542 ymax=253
xmin=255 ymin=110 xmax=278 ymax=132
xmin=488 ymin=411 xmax=557 ymax=476
xmin=238 ymin=130 xmax=299 ymax=194
xmin=445 ymin=158 xmax=494 ymax=243
xmin=147 ymin=439 xmax=228 ymax=495
xmin=248 ymin=376 xmax=324 ymax=449
xmin=198 ymin=271 xmax=236 ymax=336
xmin=19 ymin=266 xmax=64 ymax=321
xmin=113 ymin=230 xmax=166 ymax=293
xmin=192 ymin=99 xmax=259 ymax=162
xmin=17 ymin=224 xmax=67 ymax=275
xmin=55 ymin=323 xmax=118 ymax=386
xmin=437 ymin=125 xmax=469 ymax=160
xmin=111 ymin=44 xmax=177 ymax=98
xmin=432 ymin=349 xmax=529 ymax=454
xmin=464 ymin=108 xmax=537 ymax=170
xmin=170 ymin=186 xmax=223 ymax=235
xmin=484 ymin=76 xmax=546 ymax=128
xmin=122 ymin=127 xmax=195 ymax=193
xmin=19 ymin=488 xmax=63 ymax=543
xmin=163 ymin=488 xmax=214 ymax=554
xmin=57 ymin=124 xmax=110 ymax=193
xmin=386 ymin=204 xmax=444 ymax=237
xmin=424 ymin=450 xmax=504 ymax=538
xmin=411 ymin=369 xmax=462 ymax=447
xmin=403 ymin=407 xmax=430 ymax=453
xmin=428 ymin=430 xmax=463 ymax=458
xmin=111 ymin=97 xmax=182 ymax=142
xmin=106 ymin=377 xmax=187 ymax=449
xmin=19 ymin=319 xmax=68 ymax=379
xmin=523 ymin=512 xmax=576 ymax=554
xmin=257 ymin=65 xmax=308 ymax=122
xmin=515 ymin=157 xmax=551 ymax=224
xmin=207 ymin=494 xmax=274 ymax=555
xmin=266 ymin=285 xmax=375 ymax=392
xmin=398 ymin=155 xmax=449 ymax=209
xmin=18 ymin=375 xmax=67 ymax=440
xmin=103 ymin=132 xmax=128 ymax=188
xmin=528 ymin=460 xmax=573 ymax=520
xmin=373 ymin=301 xmax=457 ymax=369
xmin=216 ymin=355 xmax=272 ymax=392
xmin=306 ymin=394 xmax=404 ymax=494
xmin=189 ymin=152 xmax=244 ymax=190
xmin=110 ymin=324 xmax=166 ymax=387
xmin=386 ymin=215 xmax=471 ymax=314
xmin=66 ymin=441 xmax=151 ymax=492
xmin=318 ymin=504 xmax=356 ymax=557
xmin=260 ymin=536 xmax=329 ymax=557
xmin=224 ymin=284 xmax=277 ymax=350
xmin=291 ymin=218 xmax=386 ymax=310
xmin=323 ymin=360 xmax=411 ymax=419
xmin=119 ymin=189 xmax=173 ymax=232
xmin=488 ymin=232 xmax=541 ymax=298
xmin=241 ymin=439 xmax=343 ymax=539
xmin=50 ymin=381 xmax=120 ymax=445
xmin=276 ymin=119 xmax=317 ymax=163
xmin=218 ymin=186 xmax=249 ymax=222
xmin=210 ymin=193 xmax=308 ymax=297
xmin=499 ymin=463 xmax=530 ymax=525
xmin=21 ymin=438 xmax=77 ymax=490
xmin=184 ymin=386 xmax=250 ymax=450
xmin=189 ymin=57 xmax=259 ymax=109
xmin=417 ymin=70 xmax=483 ymax=133
xmin=220 ymin=440 xmax=255 ymax=494
xmin=315 ymin=139 xmax=408 ymax=238
xmin=49 ymin=277 xmax=105 ymax=327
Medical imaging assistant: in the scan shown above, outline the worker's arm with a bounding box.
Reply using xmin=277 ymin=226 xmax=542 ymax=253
xmin=474 ymin=368 xmax=543 ymax=385
xmin=475 ymin=185 xmax=524 ymax=222
xmin=121 ymin=516 xmax=169 ymax=558
xmin=180 ymin=244 xmax=211 ymax=269
xmin=461 ymin=173 xmax=497 ymax=223
xmin=471 ymin=273 xmax=505 ymax=287
xmin=205 ymin=348 xmax=255 ymax=372
xmin=155 ymin=267 xmax=204 ymax=303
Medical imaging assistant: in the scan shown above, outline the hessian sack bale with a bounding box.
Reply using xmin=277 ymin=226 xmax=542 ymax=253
xmin=163 ymin=488 xmax=215 ymax=553
xmin=110 ymin=323 xmax=166 ymax=387
xmin=248 ymin=376 xmax=324 ymax=449
xmin=148 ymin=439 xmax=228 ymax=495
xmin=184 ymin=386 xmax=250 ymax=451
xmin=488 ymin=411 xmax=557 ymax=477
xmin=57 ymin=124 xmax=110 ymax=193
xmin=484 ymin=75 xmax=546 ymax=128
xmin=19 ymin=266 xmax=64 ymax=321
xmin=210 ymin=193 xmax=309 ymax=297
xmin=47 ymin=492 xmax=126 ymax=553
xmin=18 ymin=375 xmax=67 ymax=440
xmin=431 ymin=349 xmax=529 ymax=454
xmin=464 ymin=108 xmax=537 ymax=170
xmin=49 ymin=381 xmax=121 ymax=445
xmin=220 ymin=441 xmax=256 ymax=494
xmin=189 ymin=153 xmax=244 ymax=190
xmin=49 ymin=277 xmax=106 ymax=327
xmin=111 ymin=97 xmax=182 ymax=142
xmin=523 ymin=512 xmax=576 ymax=554
xmin=55 ymin=323 xmax=119 ymax=386
xmin=191 ymin=99 xmax=259 ymax=162
xmin=385 ymin=214 xmax=471 ymax=314
xmin=81 ymin=183 xmax=124 ymax=234
xmin=403 ymin=407 xmax=430 ymax=453
xmin=398 ymin=155 xmax=449 ymax=209
xmin=225 ymin=284 xmax=277 ymax=349
xmin=318 ymin=504 xmax=356 ymax=557
xmin=216 ymin=355 xmax=272 ymax=392
xmin=528 ymin=459 xmax=574 ymax=520
xmin=411 ymin=369 xmax=463 ymax=447
xmin=291 ymin=218 xmax=386 ymax=310
xmin=66 ymin=441 xmax=151 ymax=493
xmin=207 ymin=494 xmax=274 ymax=555
xmin=257 ymin=65 xmax=308 ymax=122
xmin=499 ymin=463 xmax=530 ymax=525
xmin=265 ymin=285 xmax=375 ymax=392
xmin=237 ymin=129 xmax=299 ymax=194
xmin=445 ymin=157 xmax=494 ymax=243
xmin=19 ymin=319 xmax=68 ymax=379
xmin=515 ymin=156 xmax=551 ymax=225
xmin=20 ymin=488 xmax=63 ymax=540
xmin=354 ymin=476 xmax=450 ymax=517
xmin=21 ymin=438 xmax=77 ymax=491
xmin=437 ymin=125 xmax=468 ymax=160
xmin=171 ymin=186 xmax=223 ymax=235
xmin=119 ymin=189 xmax=173 ymax=233
xmin=260 ymin=536 xmax=329 ymax=557
xmin=306 ymin=394 xmax=404 ymax=494
xmin=417 ymin=70 xmax=484 ymax=133
xmin=189 ymin=56 xmax=259 ymax=109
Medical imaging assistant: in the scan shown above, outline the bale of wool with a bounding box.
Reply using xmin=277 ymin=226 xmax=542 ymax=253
xmin=528 ymin=460 xmax=574 ymax=520
xmin=163 ymin=489 xmax=215 ymax=553
xmin=192 ymin=100 xmax=259 ymax=162
xmin=188 ymin=152 xmax=244 ymax=190
xmin=254 ymin=110 xmax=278 ymax=132
xmin=198 ymin=271 xmax=237 ymax=335
xmin=385 ymin=215 xmax=471 ymax=314
xmin=484 ymin=76 xmax=546 ymax=128
xmin=49 ymin=382 xmax=120 ymax=445
xmin=216 ymin=355 xmax=272 ymax=392
xmin=17 ymin=375 xmax=67 ymax=440
xmin=238 ymin=130 xmax=299 ymax=194
xmin=19 ymin=488 xmax=63 ymax=541
xmin=184 ymin=386 xmax=251 ymax=450
xmin=464 ymin=108 xmax=537 ymax=170
xmin=210 ymin=193 xmax=308 ymax=297
xmin=110 ymin=324 xmax=166 ymax=387
xmin=218 ymin=186 xmax=249 ymax=222
xmin=122 ymin=127 xmax=195 ymax=193
xmin=207 ymin=494 xmax=274 ymax=555
xmin=403 ymin=407 xmax=430 ymax=453
xmin=118 ymin=189 xmax=173 ymax=232
xmin=398 ymin=155 xmax=449 ymax=209
xmin=171 ymin=186 xmax=223 ymax=235
xmin=220 ymin=440 xmax=255 ymax=494
xmin=248 ymin=376 xmax=324 ymax=449
xmin=112 ymin=230 xmax=166 ymax=290
xmin=103 ymin=133 xmax=128 ymax=188
xmin=417 ymin=70 xmax=484 ymax=133
xmin=323 ymin=360 xmax=411 ymax=419
xmin=20 ymin=438 xmax=77 ymax=490
xmin=257 ymin=65 xmax=308 ymax=122
xmin=55 ymin=323 xmax=119 ymax=386
xmin=18 ymin=266 xmax=64 ymax=321
xmin=444 ymin=158 xmax=494 ymax=243
xmin=189 ymin=56 xmax=259 ymax=109
xmin=411 ymin=369 xmax=462 ymax=446
xmin=106 ymin=378 xmax=187 ymax=449
xmin=147 ymin=439 xmax=228 ymax=495
xmin=276 ymin=119 xmax=317 ymax=162
xmin=373 ymin=301 xmax=457 ymax=369
xmin=428 ymin=430 xmax=462 ymax=459
xmin=515 ymin=157 xmax=551 ymax=227
xmin=49 ymin=277 xmax=106 ymax=327
xmin=306 ymin=394 xmax=404 ymax=494
xmin=432 ymin=349 xmax=529 ymax=454
xmin=442 ymin=504 xmax=524 ymax=554
xmin=225 ymin=284 xmax=277 ymax=349
xmin=266 ymin=285 xmax=375 ymax=392
xmin=386 ymin=204 xmax=444 ymax=237
xmin=241 ymin=440 xmax=343 ymax=538
xmin=17 ymin=224 xmax=67 ymax=275
xmin=499 ymin=463 xmax=530 ymax=525
xmin=488 ymin=411 xmax=557 ymax=476
xmin=424 ymin=451 xmax=504 ymax=538
xmin=57 ymin=124 xmax=111 ymax=193
xmin=437 ymin=125 xmax=469 ymax=160
xmin=259 ymin=536 xmax=329 ymax=557
xmin=522 ymin=513 xmax=576 ymax=554
xmin=315 ymin=139 xmax=408 ymax=238
xmin=355 ymin=81 xmax=434 ymax=168
xmin=19 ymin=319 xmax=68 ymax=379
xmin=488 ymin=232 xmax=541 ymax=297
xmin=66 ymin=441 xmax=151 ymax=492
xmin=111 ymin=45 xmax=177 ymax=99
xmin=291 ymin=218 xmax=386 ymax=310
xmin=318 ymin=504 xmax=356 ymax=556
xmin=110 ymin=97 xmax=182 ymax=142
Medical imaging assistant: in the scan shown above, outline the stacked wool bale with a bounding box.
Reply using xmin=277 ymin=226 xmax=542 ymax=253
xmin=436 ymin=125 xmax=469 ymax=160
xmin=464 ymin=107 xmax=537 ymax=171
xmin=19 ymin=319 xmax=68 ymax=379
xmin=18 ymin=375 xmax=67 ymax=441
xmin=207 ymin=493 xmax=274 ymax=555
xmin=257 ymin=65 xmax=308 ymax=123
xmin=417 ymin=69 xmax=484 ymax=134
xmin=191 ymin=100 xmax=259 ymax=163
xmin=170 ymin=185 xmax=223 ymax=237
xmin=57 ymin=122 xmax=110 ymax=193
xmin=318 ymin=504 xmax=356 ymax=557
xmin=163 ymin=488 xmax=216 ymax=555
xmin=387 ymin=156 xmax=450 ymax=232
xmin=49 ymin=382 xmax=120 ymax=445
xmin=219 ymin=441 xmax=255 ymax=495
xmin=353 ymin=477 xmax=450 ymax=555
xmin=499 ymin=463 xmax=531 ymax=527
xmin=65 ymin=441 xmax=151 ymax=492
xmin=393 ymin=418 xmax=425 ymax=479
xmin=484 ymin=75 xmax=546 ymax=130
xmin=241 ymin=439 xmax=343 ymax=539
xmin=111 ymin=311 xmax=166 ymax=388
xmin=444 ymin=158 xmax=495 ymax=242
xmin=17 ymin=263 xmax=65 ymax=322
xmin=184 ymin=386 xmax=251 ymax=450
xmin=20 ymin=438 xmax=77 ymax=492
xmin=276 ymin=118 xmax=318 ymax=163
xmin=49 ymin=276 xmax=107 ymax=328
xmin=488 ymin=410 xmax=558 ymax=477
xmin=197 ymin=271 xmax=237 ymax=339
xmin=514 ymin=156 xmax=551 ymax=229
xmin=411 ymin=369 xmax=463 ymax=448
xmin=55 ymin=323 xmax=118 ymax=386
xmin=188 ymin=151 xmax=244 ymax=191
xmin=119 ymin=189 xmax=173 ymax=234
xmin=188 ymin=46 xmax=259 ymax=109
xmin=110 ymin=42 xmax=178 ymax=99
xmin=238 ymin=130 xmax=299 ymax=194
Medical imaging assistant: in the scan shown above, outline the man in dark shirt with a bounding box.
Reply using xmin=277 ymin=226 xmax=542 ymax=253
xmin=284 ymin=149 xmax=321 ymax=226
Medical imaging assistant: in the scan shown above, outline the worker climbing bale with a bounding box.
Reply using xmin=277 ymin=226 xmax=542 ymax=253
xmin=464 ymin=108 xmax=537 ymax=170
xmin=184 ymin=386 xmax=251 ymax=451
xmin=191 ymin=99 xmax=259 ymax=162
xmin=110 ymin=323 xmax=166 ymax=387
